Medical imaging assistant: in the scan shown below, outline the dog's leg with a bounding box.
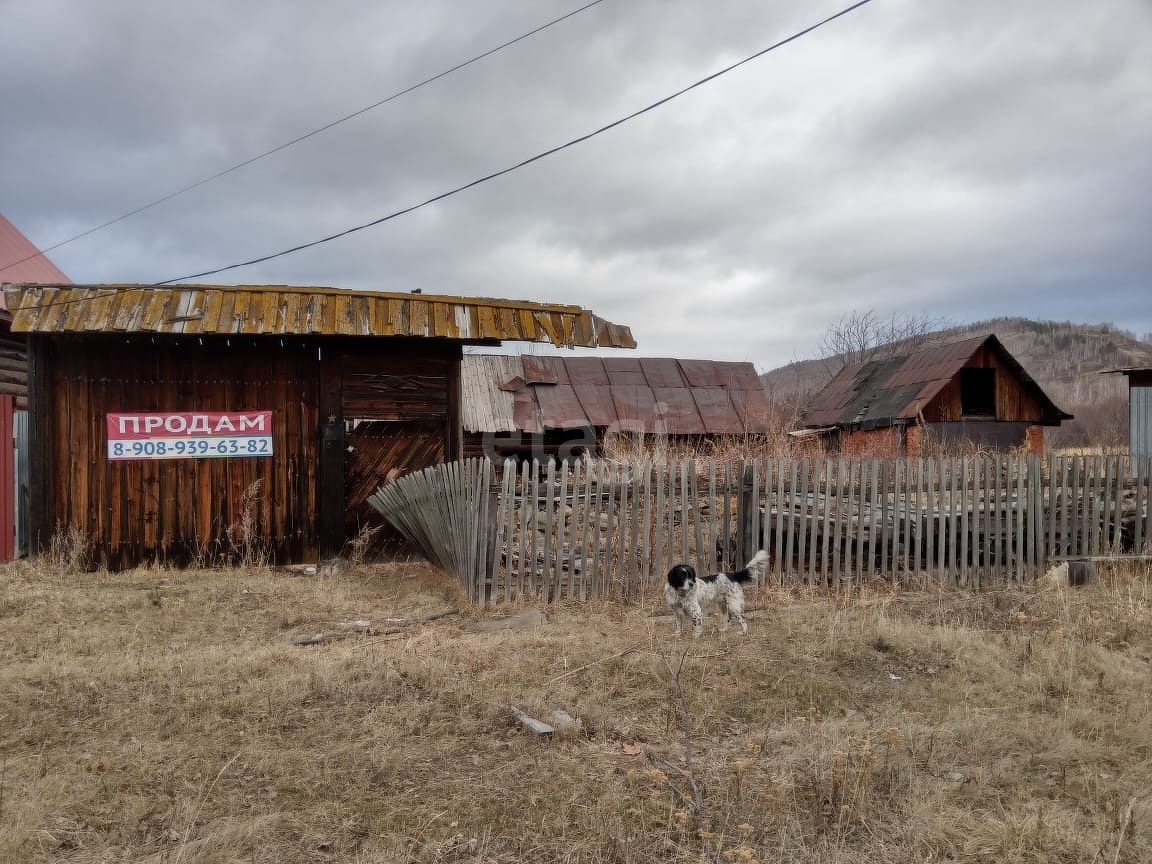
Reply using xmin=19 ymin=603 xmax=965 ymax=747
xmin=672 ymin=606 xmax=684 ymax=637
xmin=688 ymin=599 xmax=703 ymax=639
xmin=728 ymin=598 xmax=748 ymax=635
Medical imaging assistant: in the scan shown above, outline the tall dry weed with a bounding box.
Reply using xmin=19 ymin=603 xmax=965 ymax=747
xmin=44 ymin=521 xmax=90 ymax=574
xmin=225 ymin=479 xmax=269 ymax=568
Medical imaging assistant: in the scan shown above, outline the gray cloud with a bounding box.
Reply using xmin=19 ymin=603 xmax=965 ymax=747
xmin=3 ymin=0 xmax=1150 ymax=368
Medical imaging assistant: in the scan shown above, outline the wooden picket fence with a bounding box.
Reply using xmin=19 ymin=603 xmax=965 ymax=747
xmin=369 ymin=454 xmax=1152 ymax=604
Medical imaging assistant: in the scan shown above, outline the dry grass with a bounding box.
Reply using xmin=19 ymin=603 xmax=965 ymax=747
xmin=1 ymin=560 xmax=1151 ymax=863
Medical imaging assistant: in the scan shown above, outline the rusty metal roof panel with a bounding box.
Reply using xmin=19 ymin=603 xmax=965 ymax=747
xmin=521 ymin=355 xmax=560 ymax=384
xmin=691 ymin=388 xmax=739 ymax=432
xmin=885 ymin=337 xmax=984 ymax=388
xmin=565 ymin=358 xmax=610 ymax=387
xmin=652 ymin=387 xmax=706 ymax=434
xmin=2 ymin=283 xmax=636 ymax=349
xmin=678 ymin=359 xmax=750 ymax=388
xmin=573 ymin=384 xmax=619 ymax=427
xmin=610 ymin=385 xmax=657 ymax=427
xmin=463 ymin=354 xmax=774 ymax=434
xmin=536 ymin=384 xmax=590 ymax=429
xmin=640 ymin=358 xmax=687 ymax=389
xmin=603 ymin=357 xmax=647 ymax=387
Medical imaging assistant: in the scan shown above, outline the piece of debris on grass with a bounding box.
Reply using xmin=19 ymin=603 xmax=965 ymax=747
xmin=551 ymin=709 xmax=582 ymax=736
xmin=511 ymin=706 xmax=555 ymax=735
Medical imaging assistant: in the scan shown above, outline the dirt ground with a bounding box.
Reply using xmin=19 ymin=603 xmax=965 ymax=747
xmin=1 ymin=558 xmax=1150 ymax=863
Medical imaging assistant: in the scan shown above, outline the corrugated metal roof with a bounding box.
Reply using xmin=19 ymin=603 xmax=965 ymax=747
xmin=0 ymin=215 xmax=71 ymax=311
xmin=800 ymin=334 xmax=1070 ymax=429
xmin=462 ymin=355 xmax=773 ymax=435
xmin=0 ymin=283 xmax=636 ymax=349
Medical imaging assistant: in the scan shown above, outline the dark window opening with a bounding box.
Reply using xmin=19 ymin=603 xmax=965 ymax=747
xmin=960 ymin=368 xmax=996 ymax=417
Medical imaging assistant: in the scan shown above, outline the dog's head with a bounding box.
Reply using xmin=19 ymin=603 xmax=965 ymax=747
xmin=666 ymin=563 xmax=697 ymax=596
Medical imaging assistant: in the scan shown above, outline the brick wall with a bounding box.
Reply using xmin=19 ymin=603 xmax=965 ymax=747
xmin=1026 ymin=425 xmax=1044 ymax=456
xmin=839 ymin=426 xmax=903 ymax=458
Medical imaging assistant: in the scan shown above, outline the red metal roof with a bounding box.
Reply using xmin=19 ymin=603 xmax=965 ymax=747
xmin=462 ymin=355 xmax=774 ymax=435
xmin=0 ymin=214 xmax=71 ymax=311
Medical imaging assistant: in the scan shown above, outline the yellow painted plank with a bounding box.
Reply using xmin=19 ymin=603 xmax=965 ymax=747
xmin=83 ymin=287 xmax=119 ymax=331
xmin=431 ymin=302 xmax=455 ymax=337
xmin=317 ymin=293 xmax=335 ymax=333
xmin=230 ymin=291 xmax=253 ymax=333
xmin=200 ymin=289 xmax=225 ymax=332
xmin=476 ymin=303 xmax=497 ymax=339
xmin=216 ymin=289 xmax=237 ymax=332
xmin=61 ymin=286 xmax=97 ymax=331
xmin=282 ymin=291 xmax=303 ymax=333
xmin=370 ymin=295 xmax=388 ymax=335
xmin=243 ymin=290 xmax=268 ymax=333
xmin=108 ymin=287 xmax=141 ymax=331
xmin=408 ymin=299 xmax=428 ymax=336
xmin=517 ymin=308 xmax=537 ymax=341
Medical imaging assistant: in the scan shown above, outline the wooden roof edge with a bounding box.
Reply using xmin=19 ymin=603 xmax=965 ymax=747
xmin=2 ymin=283 xmax=635 ymax=349
xmin=2 ymin=282 xmax=596 ymax=314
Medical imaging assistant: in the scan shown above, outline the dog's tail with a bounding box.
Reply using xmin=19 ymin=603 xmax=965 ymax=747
xmin=737 ymin=549 xmax=769 ymax=583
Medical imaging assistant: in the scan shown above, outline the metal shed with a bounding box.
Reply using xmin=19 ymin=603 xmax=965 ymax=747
xmin=1106 ymin=367 xmax=1152 ymax=465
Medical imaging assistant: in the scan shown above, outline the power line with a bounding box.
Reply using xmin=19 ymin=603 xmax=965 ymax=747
xmin=0 ymin=0 xmax=608 ymax=278
xmin=154 ymin=0 xmax=874 ymax=286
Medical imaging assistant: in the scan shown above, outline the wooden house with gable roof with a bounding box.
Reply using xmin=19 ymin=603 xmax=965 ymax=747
xmin=796 ymin=334 xmax=1071 ymax=457
xmin=2 ymin=282 xmax=634 ymax=568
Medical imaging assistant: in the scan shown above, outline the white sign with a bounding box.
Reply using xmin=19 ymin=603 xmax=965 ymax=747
xmin=106 ymin=411 xmax=274 ymax=461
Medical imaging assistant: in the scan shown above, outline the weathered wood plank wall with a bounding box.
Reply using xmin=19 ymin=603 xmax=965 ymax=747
xmin=29 ymin=335 xmax=322 ymax=567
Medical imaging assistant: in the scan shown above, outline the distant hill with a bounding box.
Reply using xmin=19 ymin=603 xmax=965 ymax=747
xmin=760 ymin=318 xmax=1152 ymax=448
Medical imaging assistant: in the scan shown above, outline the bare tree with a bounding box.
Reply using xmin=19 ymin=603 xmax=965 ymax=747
xmin=819 ymin=309 xmax=951 ymax=371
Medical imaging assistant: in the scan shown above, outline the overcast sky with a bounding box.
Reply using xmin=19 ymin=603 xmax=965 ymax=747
xmin=1 ymin=0 xmax=1149 ymax=370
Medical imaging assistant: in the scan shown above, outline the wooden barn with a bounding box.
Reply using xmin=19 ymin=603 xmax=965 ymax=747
xmin=461 ymin=354 xmax=774 ymax=463
xmin=796 ymin=334 xmax=1071 ymax=457
xmin=2 ymin=283 xmax=634 ymax=568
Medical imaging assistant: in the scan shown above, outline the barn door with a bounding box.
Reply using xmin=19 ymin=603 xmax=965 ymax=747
xmin=322 ymin=349 xmax=457 ymax=558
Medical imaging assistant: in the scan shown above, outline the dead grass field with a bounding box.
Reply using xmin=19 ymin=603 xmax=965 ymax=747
xmin=1 ymin=558 xmax=1151 ymax=863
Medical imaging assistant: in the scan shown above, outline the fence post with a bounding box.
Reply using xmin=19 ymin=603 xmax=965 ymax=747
xmin=0 ymin=395 xmax=13 ymax=562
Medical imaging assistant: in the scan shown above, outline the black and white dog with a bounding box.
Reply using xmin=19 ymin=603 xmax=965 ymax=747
xmin=665 ymin=550 xmax=769 ymax=638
